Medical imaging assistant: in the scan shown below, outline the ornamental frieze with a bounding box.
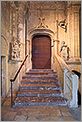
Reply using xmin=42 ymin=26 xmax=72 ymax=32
xmin=29 ymin=1 xmax=67 ymax=10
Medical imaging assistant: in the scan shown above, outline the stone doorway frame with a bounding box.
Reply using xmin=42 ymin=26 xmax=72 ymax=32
xmin=28 ymin=28 xmax=56 ymax=69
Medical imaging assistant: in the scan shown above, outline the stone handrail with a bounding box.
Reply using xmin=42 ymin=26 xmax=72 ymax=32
xmin=55 ymin=54 xmax=79 ymax=108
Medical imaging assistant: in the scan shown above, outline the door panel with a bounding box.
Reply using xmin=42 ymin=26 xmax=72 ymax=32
xmin=32 ymin=35 xmax=51 ymax=69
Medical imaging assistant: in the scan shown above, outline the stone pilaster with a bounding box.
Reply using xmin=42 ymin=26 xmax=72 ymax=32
xmin=72 ymin=5 xmax=81 ymax=59
xmin=54 ymin=40 xmax=60 ymax=54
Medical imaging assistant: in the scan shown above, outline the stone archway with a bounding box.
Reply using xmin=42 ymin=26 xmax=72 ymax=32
xmin=28 ymin=28 xmax=55 ymax=69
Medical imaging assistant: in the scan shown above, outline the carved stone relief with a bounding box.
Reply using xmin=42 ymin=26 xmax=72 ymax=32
xmin=11 ymin=37 xmax=20 ymax=60
xmin=36 ymin=17 xmax=48 ymax=29
xmin=9 ymin=5 xmax=19 ymax=60
xmin=29 ymin=1 xmax=67 ymax=10
xmin=9 ymin=2 xmax=25 ymax=61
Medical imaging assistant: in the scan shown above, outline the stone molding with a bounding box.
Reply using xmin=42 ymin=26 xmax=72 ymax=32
xmin=29 ymin=1 xmax=67 ymax=10
xmin=1 ymin=34 xmax=8 ymax=46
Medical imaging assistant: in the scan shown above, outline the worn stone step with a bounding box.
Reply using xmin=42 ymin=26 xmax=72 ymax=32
xmin=19 ymin=86 xmax=61 ymax=91
xmin=25 ymin=73 xmax=57 ymax=77
xmin=13 ymin=69 xmax=66 ymax=108
xmin=24 ymin=75 xmax=58 ymax=79
xmin=17 ymin=93 xmax=62 ymax=97
xmin=26 ymin=72 xmax=48 ymax=75
xmin=14 ymin=96 xmax=67 ymax=107
xmin=29 ymin=69 xmax=55 ymax=73
xmin=17 ymin=89 xmax=61 ymax=97
xmin=22 ymin=76 xmax=58 ymax=80
xmin=18 ymin=89 xmax=61 ymax=94
xmin=23 ymin=74 xmax=58 ymax=77
xmin=15 ymin=96 xmax=67 ymax=103
xmin=20 ymin=82 xmax=60 ymax=87
xmin=19 ymin=89 xmax=60 ymax=93
xmin=26 ymin=71 xmax=57 ymax=75
xmin=21 ymin=77 xmax=58 ymax=82
xmin=21 ymin=80 xmax=60 ymax=85
xmin=14 ymin=101 xmax=67 ymax=107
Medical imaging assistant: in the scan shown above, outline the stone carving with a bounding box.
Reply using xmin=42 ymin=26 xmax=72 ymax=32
xmin=9 ymin=2 xmax=24 ymax=61
xmin=9 ymin=1 xmax=27 ymax=61
xmin=57 ymin=19 xmax=68 ymax=32
xmin=37 ymin=17 xmax=48 ymax=29
xmin=60 ymin=41 xmax=70 ymax=61
xmin=29 ymin=1 xmax=67 ymax=10
xmin=11 ymin=37 xmax=20 ymax=60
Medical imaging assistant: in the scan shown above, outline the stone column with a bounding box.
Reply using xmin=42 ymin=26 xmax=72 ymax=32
xmin=66 ymin=7 xmax=73 ymax=57
xmin=54 ymin=40 xmax=60 ymax=55
xmin=72 ymin=5 xmax=80 ymax=59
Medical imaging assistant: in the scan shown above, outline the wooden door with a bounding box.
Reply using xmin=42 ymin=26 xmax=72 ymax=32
xmin=32 ymin=35 xmax=51 ymax=69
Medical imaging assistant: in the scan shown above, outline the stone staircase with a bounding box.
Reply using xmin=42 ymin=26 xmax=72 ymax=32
xmin=14 ymin=69 xmax=67 ymax=107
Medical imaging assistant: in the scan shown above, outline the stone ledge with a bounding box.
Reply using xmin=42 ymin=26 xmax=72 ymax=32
xmin=66 ymin=58 xmax=81 ymax=65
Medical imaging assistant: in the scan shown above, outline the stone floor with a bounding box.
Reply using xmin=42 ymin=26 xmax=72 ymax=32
xmin=1 ymin=97 xmax=81 ymax=121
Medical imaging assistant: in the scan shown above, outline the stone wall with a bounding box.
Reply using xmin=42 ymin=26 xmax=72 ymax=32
xmin=1 ymin=1 xmax=81 ymax=99
xmin=1 ymin=1 xmax=27 ymax=98
xmin=1 ymin=2 xmax=11 ymax=96
xmin=27 ymin=1 xmax=81 ymax=60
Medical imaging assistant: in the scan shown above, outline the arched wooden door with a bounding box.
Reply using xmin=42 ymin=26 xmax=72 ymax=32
xmin=32 ymin=35 xmax=51 ymax=69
